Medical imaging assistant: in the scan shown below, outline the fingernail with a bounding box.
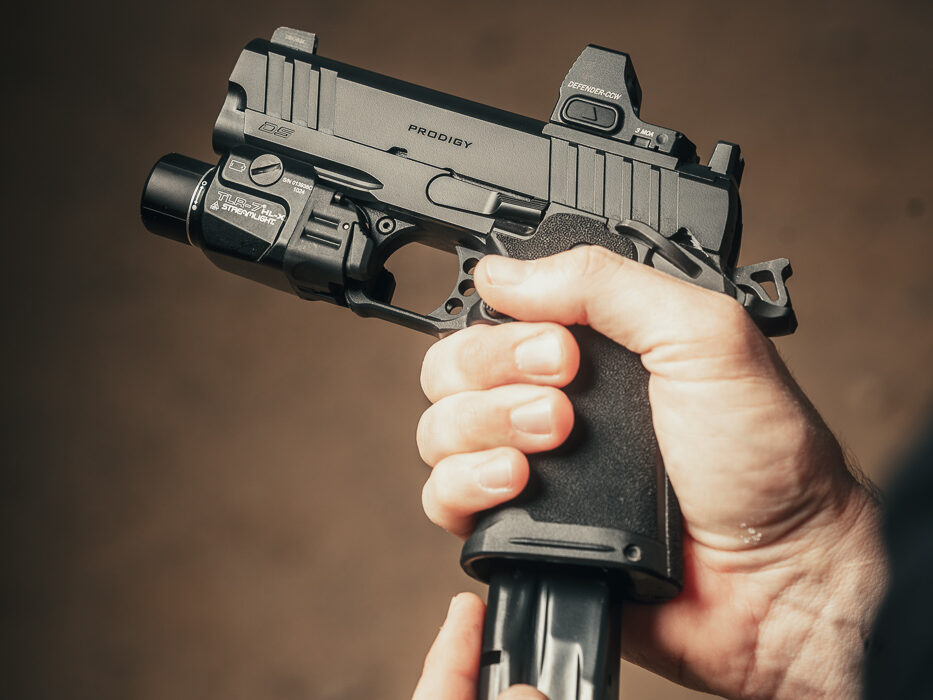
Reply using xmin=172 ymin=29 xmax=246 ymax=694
xmin=510 ymin=398 xmax=553 ymax=435
xmin=474 ymin=457 xmax=514 ymax=491
xmin=515 ymin=333 xmax=562 ymax=375
xmin=483 ymin=257 xmax=533 ymax=286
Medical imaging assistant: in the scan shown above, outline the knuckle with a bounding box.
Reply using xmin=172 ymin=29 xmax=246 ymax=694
xmin=457 ymin=397 xmax=495 ymax=446
xmin=570 ymin=245 xmax=623 ymax=280
xmin=715 ymin=293 xmax=758 ymax=333
xmin=711 ymin=295 xmax=767 ymax=355
xmin=422 ymin=326 xmax=499 ymax=399
xmin=453 ymin=333 xmax=494 ymax=385
xmin=715 ymin=293 xmax=751 ymax=326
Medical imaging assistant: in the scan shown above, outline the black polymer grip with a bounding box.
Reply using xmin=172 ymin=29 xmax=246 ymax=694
xmin=461 ymin=214 xmax=683 ymax=602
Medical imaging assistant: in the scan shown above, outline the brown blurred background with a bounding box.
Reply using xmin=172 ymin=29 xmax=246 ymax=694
xmin=2 ymin=1 xmax=931 ymax=698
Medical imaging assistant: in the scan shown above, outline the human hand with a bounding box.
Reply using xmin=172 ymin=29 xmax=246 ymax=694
xmin=417 ymin=247 xmax=886 ymax=699
xmin=412 ymin=593 xmax=547 ymax=700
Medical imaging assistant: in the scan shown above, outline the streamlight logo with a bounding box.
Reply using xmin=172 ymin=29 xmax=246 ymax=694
xmin=408 ymin=124 xmax=473 ymax=149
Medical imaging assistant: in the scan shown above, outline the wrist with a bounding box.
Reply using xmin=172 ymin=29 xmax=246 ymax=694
xmin=742 ymin=486 xmax=887 ymax=700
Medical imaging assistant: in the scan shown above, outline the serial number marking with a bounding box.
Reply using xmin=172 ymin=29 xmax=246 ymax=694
xmin=282 ymin=175 xmax=314 ymax=194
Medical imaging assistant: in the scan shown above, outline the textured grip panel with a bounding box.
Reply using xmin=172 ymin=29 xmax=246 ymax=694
xmin=525 ymin=326 xmax=660 ymax=532
xmin=462 ymin=214 xmax=682 ymax=601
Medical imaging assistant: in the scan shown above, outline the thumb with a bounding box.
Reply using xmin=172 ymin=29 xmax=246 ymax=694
xmin=474 ymin=247 xmax=771 ymax=375
xmin=498 ymin=685 xmax=549 ymax=699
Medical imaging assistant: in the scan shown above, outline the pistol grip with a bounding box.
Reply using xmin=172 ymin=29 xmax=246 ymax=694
xmin=461 ymin=214 xmax=682 ymax=602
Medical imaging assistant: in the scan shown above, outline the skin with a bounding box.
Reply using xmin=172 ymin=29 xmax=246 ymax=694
xmin=412 ymin=593 xmax=546 ymax=700
xmin=412 ymin=247 xmax=887 ymax=699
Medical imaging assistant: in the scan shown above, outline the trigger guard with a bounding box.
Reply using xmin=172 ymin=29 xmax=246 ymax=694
xmin=422 ymin=246 xmax=486 ymax=327
xmin=345 ymin=244 xmax=487 ymax=337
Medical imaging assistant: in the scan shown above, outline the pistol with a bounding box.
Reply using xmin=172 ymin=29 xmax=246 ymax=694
xmin=140 ymin=27 xmax=796 ymax=700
